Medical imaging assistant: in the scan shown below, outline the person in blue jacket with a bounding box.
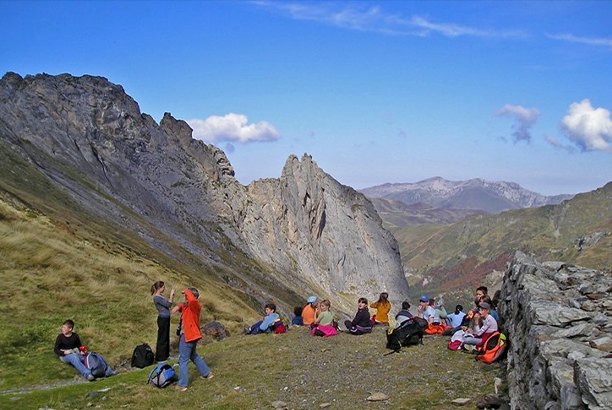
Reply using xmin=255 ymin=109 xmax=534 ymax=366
xmin=245 ymin=303 xmax=280 ymax=335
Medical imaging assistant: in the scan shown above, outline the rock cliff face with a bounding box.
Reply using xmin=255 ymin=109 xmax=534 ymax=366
xmin=500 ymin=252 xmax=612 ymax=410
xmin=0 ymin=72 xmax=408 ymax=313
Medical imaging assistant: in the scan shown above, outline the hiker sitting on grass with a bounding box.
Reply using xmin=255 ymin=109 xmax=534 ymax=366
xmin=443 ymin=304 xmax=467 ymax=335
xmin=416 ymin=295 xmax=436 ymax=325
xmin=311 ymin=299 xmax=338 ymax=337
xmin=291 ymin=306 xmax=304 ymax=326
xmin=370 ymin=292 xmax=391 ymax=326
xmin=462 ymin=302 xmax=498 ymax=346
xmin=54 ymin=319 xmax=113 ymax=381
xmin=171 ymin=288 xmax=212 ymax=391
xmin=344 ymin=297 xmax=373 ymax=335
xmin=302 ymin=296 xmax=318 ymax=326
xmin=245 ymin=303 xmax=281 ymax=335
xmin=395 ymin=301 xmax=413 ymax=328
xmin=430 ymin=297 xmax=447 ymax=325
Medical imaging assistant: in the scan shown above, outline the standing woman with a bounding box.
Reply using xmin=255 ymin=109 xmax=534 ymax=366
xmin=151 ymin=281 xmax=175 ymax=362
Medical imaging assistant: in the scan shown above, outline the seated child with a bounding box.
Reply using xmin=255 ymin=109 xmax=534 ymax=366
xmin=245 ymin=303 xmax=281 ymax=335
xmin=430 ymin=297 xmax=447 ymax=325
xmin=302 ymin=296 xmax=318 ymax=326
xmin=311 ymin=300 xmax=337 ymax=337
xmin=291 ymin=306 xmax=304 ymax=326
xmin=54 ymin=319 xmax=113 ymax=381
xmin=344 ymin=297 xmax=373 ymax=335
xmin=395 ymin=301 xmax=413 ymax=328
xmin=417 ymin=295 xmax=436 ymax=325
xmin=370 ymin=292 xmax=391 ymax=326
xmin=463 ymin=302 xmax=498 ymax=345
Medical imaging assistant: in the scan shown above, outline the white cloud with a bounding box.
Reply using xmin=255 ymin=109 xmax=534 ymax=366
xmin=497 ymin=104 xmax=540 ymax=143
xmin=187 ymin=113 xmax=280 ymax=143
xmin=546 ymin=33 xmax=612 ymax=49
xmin=254 ymin=1 xmax=524 ymax=38
xmin=561 ymin=99 xmax=612 ymax=152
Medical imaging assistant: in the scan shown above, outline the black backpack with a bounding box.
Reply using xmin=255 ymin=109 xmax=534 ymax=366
xmin=131 ymin=343 xmax=154 ymax=368
xmin=386 ymin=320 xmax=425 ymax=352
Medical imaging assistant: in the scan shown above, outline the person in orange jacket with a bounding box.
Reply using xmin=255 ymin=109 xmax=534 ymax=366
xmin=302 ymin=296 xmax=318 ymax=326
xmin=171 ymin=288 xmax=212 ymax=391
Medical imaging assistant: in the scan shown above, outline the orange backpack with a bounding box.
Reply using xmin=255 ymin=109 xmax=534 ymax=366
xmin=476 ymin=332 xmax=507 ymax=364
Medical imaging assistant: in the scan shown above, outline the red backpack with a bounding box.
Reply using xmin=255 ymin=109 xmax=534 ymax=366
xmin=272 ymin=321 xmax=286 ymax=334
xmin=476 ymin=332 xmax=507 ymax=364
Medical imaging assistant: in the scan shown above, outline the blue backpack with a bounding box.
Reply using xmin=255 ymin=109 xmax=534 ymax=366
xmin=83 ymin=352 xmax=109 ymax=378
xmin=148 ymin=363 xmax=176 ymax=388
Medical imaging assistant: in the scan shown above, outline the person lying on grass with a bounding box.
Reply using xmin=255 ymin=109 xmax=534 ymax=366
xmin=244 ymin=303 xmax=281 ymax=335
xmin=53 ymin=319 xmax=113 ymax=381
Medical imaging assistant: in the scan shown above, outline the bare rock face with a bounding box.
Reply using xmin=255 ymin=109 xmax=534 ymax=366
xmin=0 ymin=72 xmax=408 ymax=314
xmin=500 ymin=252 xmax=612 ymax=410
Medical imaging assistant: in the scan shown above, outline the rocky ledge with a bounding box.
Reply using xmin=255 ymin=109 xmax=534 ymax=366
xmin=500 ymin=252 xmax=612 ymax=410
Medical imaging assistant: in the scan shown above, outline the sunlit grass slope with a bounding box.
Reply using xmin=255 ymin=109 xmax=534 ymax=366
xmin=0 ymin=195 xmax=263 ymax=390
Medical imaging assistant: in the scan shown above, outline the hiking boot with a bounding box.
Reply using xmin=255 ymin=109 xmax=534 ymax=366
xmin=201 ymin=372 xmax=214 ymax=380
xmin=175 ymin=385 xmax=188 ymax=392
xmin=86 ymin=374 xmax=95 ymax=381
xmin=243 ymin=325 xmax=251 ymax=334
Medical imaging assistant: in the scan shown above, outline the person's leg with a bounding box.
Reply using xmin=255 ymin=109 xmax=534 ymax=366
xmin=343 ymin=320 xmax=352 ymax=330
xmin=61 ymin=353 xmax=91 ymax=378
xmin=177 ymin=334 xmax=191 ymax=388
xmin=463 ymin=335 xmax=482 ymax=345
xmin=250 ymin=320 xmax=263 ymax=335
xmin=189 ymin=341 xmax=212 ymax=378
xmin=156 ymin=316 xmax=170 ymax=361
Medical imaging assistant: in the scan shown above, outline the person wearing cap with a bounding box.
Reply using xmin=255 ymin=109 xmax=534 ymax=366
xmin=417 ymin=295 xmax=436 ymax=325
xmin=302 ymin=296 xmax=318 ymax=326
xmin=462 ymin=301 xmax=498 ymax=346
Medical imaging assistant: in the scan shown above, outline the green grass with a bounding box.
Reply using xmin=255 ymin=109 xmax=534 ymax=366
xmin=0 ymin=329 xmax=503 ymax=410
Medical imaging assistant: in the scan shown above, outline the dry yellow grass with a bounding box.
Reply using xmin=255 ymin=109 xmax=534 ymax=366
xmin=0 ymin=196 xmax=260 ymax=389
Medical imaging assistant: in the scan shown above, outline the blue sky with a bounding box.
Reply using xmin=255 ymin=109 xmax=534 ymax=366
xmin=2 ymin=1 xmax=612 ymax=195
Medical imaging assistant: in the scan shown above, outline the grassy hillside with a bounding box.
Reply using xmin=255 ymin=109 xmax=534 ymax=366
xmin=0 ymin=328 xmax=503 ymax=410
xmin=394 ymin=182 xmax=612 ymax=304
xmin=0 ymin=194 xmax=261 ymax=390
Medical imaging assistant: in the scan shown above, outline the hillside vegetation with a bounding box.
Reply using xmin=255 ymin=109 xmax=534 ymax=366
xmin=394 ymin=182 xmax=612 ymax=302
xmin=0 ymin=186 xmax=261 ymax=390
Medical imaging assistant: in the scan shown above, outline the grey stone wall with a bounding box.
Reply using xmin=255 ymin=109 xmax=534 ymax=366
xmin=499 ymin=252 xmax=612 ymax=410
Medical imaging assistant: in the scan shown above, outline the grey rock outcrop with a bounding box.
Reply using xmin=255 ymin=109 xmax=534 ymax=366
xmin=500 ymin=252 xmax=612 ymax=410
xmin=0 ymin=72 xmax=408 ymax=314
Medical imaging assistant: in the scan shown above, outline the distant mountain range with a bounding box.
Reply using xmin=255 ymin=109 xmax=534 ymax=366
xmin=393 ymin=181 xmax=612 ymax=304
xmin=360 ymin=177 xmax=574 ymax=215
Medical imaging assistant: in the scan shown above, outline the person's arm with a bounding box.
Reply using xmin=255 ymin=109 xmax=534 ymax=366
xmin=53 ymin=335 xmax=65 ymax=356
xmin=169 ymin=287 xmax=176 ymax=304
xmin=259 ymin=314 xmax=278 ymax=330
xmin=370 ymin=302 xmax=377 ymax=309
xmin=155 ymin=295 xmax=172 ymax=309
xmin=171 ymin=303 xmax=183 ymax=315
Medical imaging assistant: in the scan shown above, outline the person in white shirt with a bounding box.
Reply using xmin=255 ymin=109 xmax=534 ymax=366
xmin=463 ymin=302 xmax=498 ymax=345
xmin=416 ymin=295 xmax=436 ymax=325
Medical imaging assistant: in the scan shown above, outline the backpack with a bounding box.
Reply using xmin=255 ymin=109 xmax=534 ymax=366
xmin=476 ymin=332 xmax=508 ymax=364
xmin=386 ymin=320 xmax=424 ymax=352
xmin=148 ymin=363 xmax=176 ymax=388
xmin=273 ymin=323 xmax=287 ymax=334
xmin=83 ymin=352 xmax=109 ymax=378
xmin=131 ymin=343 xmax=155 ymax=368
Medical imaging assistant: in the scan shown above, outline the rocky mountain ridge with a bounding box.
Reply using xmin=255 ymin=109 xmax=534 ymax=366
xmin=361 ymin=176 xmax=573 ymax=214
xmin=0 ymin=72 xmax=408 ymax=313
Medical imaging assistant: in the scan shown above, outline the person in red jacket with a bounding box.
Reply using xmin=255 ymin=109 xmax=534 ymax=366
xmin=171 ymin=288 xmax=213 ymax=391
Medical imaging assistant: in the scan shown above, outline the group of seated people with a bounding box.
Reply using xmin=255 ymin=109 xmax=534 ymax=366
xmin=245 ymin=286 xmax=500 ymax=353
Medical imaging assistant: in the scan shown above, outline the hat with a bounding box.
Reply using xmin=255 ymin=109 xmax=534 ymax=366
xmin=419 ymin=295 xmax=430 ymax=303
xmin=479 ymin=302 xmax=491 ymax=310
xmin=307 ymin=296 xmax=317 ymax=304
